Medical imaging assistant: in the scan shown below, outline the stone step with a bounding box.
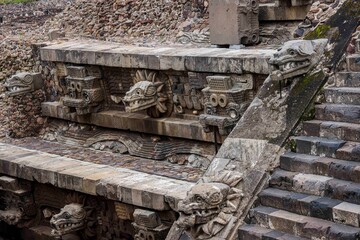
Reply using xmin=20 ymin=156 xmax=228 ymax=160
xmin=294 ymin=136 xmax=345 ymax=158
xmin=259 ymin=188 xmax=360 ymax=227
xmin=238 ymin=224 xmax=308 ymax=240
xmin=346 ymin=54 xmax=360 ymax=72
xmin=315 ymin=104 xmax=360 ymax=124
xmin=280 ymin=152 xmax=360 ymax=182
xmin=250 ymin=206 xmax=360 ymax=239
xmin=336 ymin=142 xmax=360 ymax=162
xmin=335 ymin=72 xmax=360 ymax=87
xmin=269 ymin=169 xmax=360 ymax=205
xmin=303 ymin=120 xmax=360 ymax=142
xmin=325 ymin=87 xmax=360 ymax=105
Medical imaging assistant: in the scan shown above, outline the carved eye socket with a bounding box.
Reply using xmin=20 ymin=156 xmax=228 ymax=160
xmin=289 ymin=50 xmax=296 ymax=55
xmin=135 ymin=88 xmax=143 ymax=95
xmin=83 ymin=92 xmax=91 ymax=103
xmin=76 ymin=83 xmax=82 ymax=92
xmin=210 ymin=94 xmax=218 ymax=107
xmin=63 ymin=212 xmax=71 ymax=219
xmin=68 ymin=89 xmax=76 ymax=98
xmin=195 ymin=195 xmax=203 ymax=203
xmin=70 ymin=82 xmax=76 ymax=89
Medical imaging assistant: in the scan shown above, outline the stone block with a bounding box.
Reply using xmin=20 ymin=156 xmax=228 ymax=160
xmin=333 ymin=202 xmax=360 ymax=227
xmin=133 ymin=209 xmax=161 ymax=228
xmin=346 ymin=54 xmax=360 ymax=72
xmin=209 ymin=0 xmax=259 ymax=45
xmin=292 ymin=173 xmax=332 ymax=196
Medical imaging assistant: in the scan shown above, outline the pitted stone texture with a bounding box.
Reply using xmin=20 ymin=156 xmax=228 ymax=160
xmin=304 ymin=120 xmax=360 ymax=143
xmin=325 ymin=87 xmax=360 ymax=105
xmin=294 ymin=136 xmax=345 ymax=158
xmin=336 ymin=142 xmax=360 ymax=162
xmin=238 ymin=224 xmax=308 ymax=240
xmin=335 ymin=72 xmax=360 ymax=87
xmin=315 ymin=104 xmax=360 ymax=124
xmin=251 ymin=206 xmax=360 ymax=239
xmin=281 ymin=152 xmax=360 ymax=183
xmin=347 ymin=54 xmax=360 ymax=72
xmin=0 ymin=142 xmax=194 ymax=210
xmin=40 ymin=41 xmax=275 ymax=75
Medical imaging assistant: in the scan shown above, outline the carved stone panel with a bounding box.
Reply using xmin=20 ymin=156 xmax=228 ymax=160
xmin=63 ymin=66 xmax=104 ymax=115
xmin=200 ymin=75 xmax=254 ymax=135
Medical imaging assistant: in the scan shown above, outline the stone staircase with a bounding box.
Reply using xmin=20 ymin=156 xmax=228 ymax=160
xmin=238 ymin=64 xmax=360 ymax=238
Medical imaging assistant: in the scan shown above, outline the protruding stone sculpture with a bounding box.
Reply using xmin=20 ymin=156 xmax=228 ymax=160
xmin=123 ymin=70 xmax=173 ymax=118
xmin=63 ymin=66 xmax=104 ymax=115
xmin=200 ymin=75 xmax=254 ymax=135
xmin=269 ymin=39 xmax=328 ymax=81
xmin=174 ymin=171 xmax=243 ymax=239
xmin=4 ymin=72 xmax=43 ymax=96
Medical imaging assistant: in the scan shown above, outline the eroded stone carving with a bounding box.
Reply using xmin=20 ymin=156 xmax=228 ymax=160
xmin=200 ymin=75 xmax=254 ymax=135
xmin=175 ymin=171 xmax=243 ymax=239
xmin=133 ymin=209 xmax=170 ymax=240
xmin=50 ymin=193 xmax=97 ymax=239
xmin=4 ymin=72 xmax=43 ymax=96
xmin=0 ymin=176 xmax=36 ymax=228
xmin=50 ymin=203 xmax=88 ymax=237
xmin=123 ymin=70 xmax=173 ymax=118
xmin=63 ymin=66 xmax=104 ymax=115
xmin=269 ymin=39 xmax=328 ymax=81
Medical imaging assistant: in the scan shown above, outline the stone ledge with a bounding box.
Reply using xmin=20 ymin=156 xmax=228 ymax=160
xmin=40 ymin=40 xmax=275 ymax=75
xmin=0 ymin=142 xmax=194 ymax=211
xmin=42 ymin=102 xmax=222 ymax=143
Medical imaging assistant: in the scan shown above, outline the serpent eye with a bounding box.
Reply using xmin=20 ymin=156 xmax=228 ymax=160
xmin=289 ymin=50 xmax=296 ymax=55
xmin=63 ymin=212 xmax=71 ymax=219
xmin=195 ymin=195 xmax=203 ymax=203
xmin=135 ymin=88 xmax=142 ymax=95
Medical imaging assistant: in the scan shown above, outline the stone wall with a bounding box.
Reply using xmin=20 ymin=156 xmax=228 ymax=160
xmin=4 ymin=90 xmax=45 ymax=138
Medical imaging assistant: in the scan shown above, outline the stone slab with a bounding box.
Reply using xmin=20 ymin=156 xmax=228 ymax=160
xmin=0 ymin=143 xmax=193 ymax=211
xmin=40 ymin=40 xmax=275 ymax=75
xmin=42 ymin=102 xmax=221 ymax=142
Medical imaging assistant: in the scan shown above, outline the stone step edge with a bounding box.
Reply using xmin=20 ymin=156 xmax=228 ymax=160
xmin=303 ymin=120 xmax=360 ymax=142
xmin=260 ymin=187 xmax=360 ymax=228
xmin=0 ymin=142 xmax=194 ymax=211
xmin=250 ymin=206 xmax=360 ymax=239
xmin=238 ymin=224 xmax=308 ymax=240
xmin=280 ymin=152 xmax=360 ymax=182
xmin=269 ymin=169 xmax=360 ymax=205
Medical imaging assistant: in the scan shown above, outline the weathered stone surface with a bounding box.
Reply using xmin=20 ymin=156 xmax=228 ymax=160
xmin=347 ymin=54 xmax=360 ymax=72
xmin=209 ymin=0 xmax=259 ymax=45
xmin=315 ymin=103 xmax=360 ymax=124
xmin=40 ymin=41 xmax=274 ymax=75
xmin=335 ymin=72 xmax=360 ymax=87
xmin=295 ymin=136 xmax=345 ymax=157
xmin=0 ymin=143 xmax=194 ymax=211
xmin=42 ymin=102 xmax=221 ymax=143
xmin=336 ymin=142 xmax=360 ymax=162
xmin=251 ymin=206 xmax=360 ymax=239
xmin=325 ymin=87 xmax=360 ymax=105
xmin=304 ymin=120 xmax=360 ymax=142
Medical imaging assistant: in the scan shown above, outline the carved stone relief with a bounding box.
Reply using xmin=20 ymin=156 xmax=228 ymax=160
xmin=200 ymin=75 xmax=254 ymax=135
xmin=4 ymin=72 xmax=43 ymax=96
xmin=123 ymin=70 xmax=173 ymax=118
xmin=269 ymin=39 xmax=328 ymax=81
xmin=175 ymin=170 xmax=243 ymax=239
xmin=63 ymin=66 xmax=104 ymax=115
